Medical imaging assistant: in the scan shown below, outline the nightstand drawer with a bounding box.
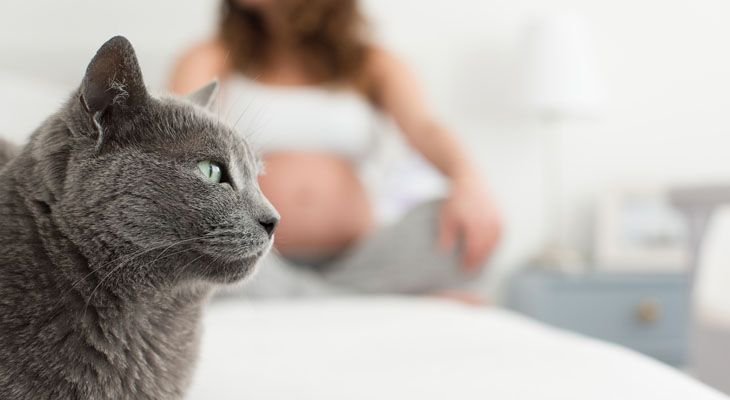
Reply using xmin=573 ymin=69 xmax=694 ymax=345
xmin=505 ymin=271 xmax=690 ymax=365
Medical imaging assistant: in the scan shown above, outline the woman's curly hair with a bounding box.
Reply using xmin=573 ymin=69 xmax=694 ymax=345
xmin=220 ymin=0 xmax=371 ymax=90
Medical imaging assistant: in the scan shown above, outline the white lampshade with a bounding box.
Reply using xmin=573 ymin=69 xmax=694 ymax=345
xmin=522 ymin=13 xmax=605 ymax=119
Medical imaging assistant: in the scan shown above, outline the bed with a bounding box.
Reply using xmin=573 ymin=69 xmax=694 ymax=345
xmin=187 ymin=297 xmax=727 ymax=400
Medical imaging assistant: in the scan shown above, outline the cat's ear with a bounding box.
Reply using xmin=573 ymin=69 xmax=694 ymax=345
xmin=79 ymin=36 xmax=148 ymax=150
xmin=185 ymin=81 xmax=219 ymax=110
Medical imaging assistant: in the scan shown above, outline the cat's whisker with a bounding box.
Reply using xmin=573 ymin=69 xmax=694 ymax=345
xmin=80 ymin=237 xmax=209 ymax=321
xmin=232 ymin=76 xmax=268 ymax=144
xmin=223 ymin=73 xmax=259 ymax=126
xmin=39 ymin=240 xmax=183 ymax=341
xmin=148 ymin=237 xmax=201 ymax=266
xmin=53 ymin=237 xmax=207 ymax=320
xmin=81 ymin=259 xmax=131 ymax=321
xmin=232 ymin=95 xmax=256 ymax=132
xmin=223 ymin=87 xmax=247 ymax=125
xmin=243 ymin=110 xmax=274 ymax=150
xmin=201 ymin=254 xmax=221 ymax=283
xmin=63 ymin=237 xmax=202 ymax=296
xmin=171 ymin=253 xmax=206 ymax=284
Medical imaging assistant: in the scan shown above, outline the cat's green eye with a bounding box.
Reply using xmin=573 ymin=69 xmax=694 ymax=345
xmin=197 ymin=160 xmax=223 ymax=184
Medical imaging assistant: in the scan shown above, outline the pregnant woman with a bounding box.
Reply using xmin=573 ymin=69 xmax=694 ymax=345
xmin=170 ymin=0 xmax=502 ymax=297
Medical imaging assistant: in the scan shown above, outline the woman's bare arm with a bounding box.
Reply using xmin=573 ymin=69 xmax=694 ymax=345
xmin=368 ymin=48 xmax=502 ymax=268
xmin=368 ymin=49 xmax=476 ymax=182
xmin=169 ymin=40 xmax=230 ymax=95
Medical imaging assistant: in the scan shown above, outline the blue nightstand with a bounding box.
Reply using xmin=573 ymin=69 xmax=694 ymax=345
xmin=504 ymin=269 xmax=690 ymax=366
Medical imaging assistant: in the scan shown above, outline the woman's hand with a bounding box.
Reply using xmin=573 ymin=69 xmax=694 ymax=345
xmin=367 ymin=49 xmax=502 ymax=268
xmin=438 ymin=177 xmax=502 ymax=271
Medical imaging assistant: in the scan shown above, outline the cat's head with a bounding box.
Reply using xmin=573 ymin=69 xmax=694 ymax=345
xmin=51 ymin=36 xmax=278 ymax=292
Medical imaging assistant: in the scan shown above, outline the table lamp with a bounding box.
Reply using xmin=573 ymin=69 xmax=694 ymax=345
xmin=521 ymin=12 xmax=605 ymax=269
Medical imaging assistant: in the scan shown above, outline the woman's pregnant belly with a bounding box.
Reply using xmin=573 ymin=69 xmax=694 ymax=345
xmin=258 ymin=152 xmax=374 ymax=259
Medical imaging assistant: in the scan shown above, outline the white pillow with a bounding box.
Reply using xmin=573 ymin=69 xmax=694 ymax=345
xmin=697 ymin=206 xmax=730 ymax=328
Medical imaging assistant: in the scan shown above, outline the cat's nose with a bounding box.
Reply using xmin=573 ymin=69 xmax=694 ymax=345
xmin=258 ymin=216 xmax=279 ymax=238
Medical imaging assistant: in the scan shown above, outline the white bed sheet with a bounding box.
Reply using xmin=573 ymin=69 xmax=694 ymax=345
xmin=187 ymin=297 xmax=726 ymax=400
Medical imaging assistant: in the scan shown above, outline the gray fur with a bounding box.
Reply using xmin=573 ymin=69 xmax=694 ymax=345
xmin=0 ymin=36 xmax=278 ymax=399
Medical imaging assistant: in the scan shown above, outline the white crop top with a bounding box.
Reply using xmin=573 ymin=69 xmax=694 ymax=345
xmin=221 ymin=76 xmax=381 ymax=161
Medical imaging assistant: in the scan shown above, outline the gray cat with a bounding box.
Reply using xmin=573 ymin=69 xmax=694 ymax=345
xmin=0 ymin=36 xmax=278 ymax=399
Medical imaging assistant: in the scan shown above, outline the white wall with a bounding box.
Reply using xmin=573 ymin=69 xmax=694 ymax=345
xmin=2 ymin=0 xmax=730 ymax=294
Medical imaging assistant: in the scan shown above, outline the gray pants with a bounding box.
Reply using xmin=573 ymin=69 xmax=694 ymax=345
xmin=226 ymin=200 xmax=478 ymax=298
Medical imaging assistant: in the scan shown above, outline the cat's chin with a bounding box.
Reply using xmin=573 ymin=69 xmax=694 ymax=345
xmin=192 ymin=251 xmax=268 ymax=284
xmin=186 ymin=238 xmax=273 ymax=284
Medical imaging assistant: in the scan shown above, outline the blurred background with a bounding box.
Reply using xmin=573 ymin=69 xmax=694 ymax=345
xmin=2 ymin=0 xmax=730 ymax=394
